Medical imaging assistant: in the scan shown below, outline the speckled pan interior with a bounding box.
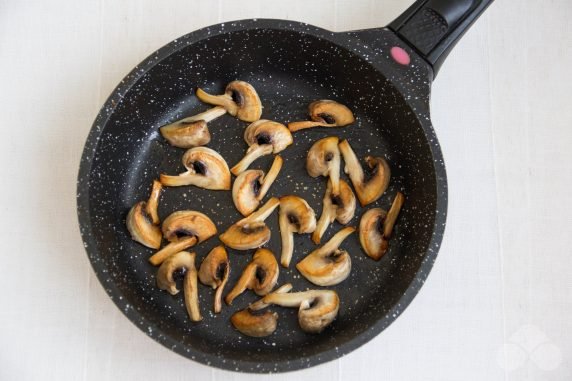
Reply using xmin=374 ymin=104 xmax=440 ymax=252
xmin=77 ymin=20 xmax=447 ymax=373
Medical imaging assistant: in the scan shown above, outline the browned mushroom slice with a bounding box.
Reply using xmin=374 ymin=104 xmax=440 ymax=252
xmin=288 ymin=100 xmax=355 ymax=132
xmin=232 ymin=155 xmax=283 ymax=216
xmin=219 ymin=197 xmax=280 ymax=250
xmin=359 ymin=192 xmax=405 ymax=260
xmin=231 ymin=120 xmax=293 ymax=175
xmin=196 ymin=80 xmax=262 ymax=122
xmin=156 ymin=251 xmax=202 ymax=321
xmin=278 ymin=196 xmax=316 ymax=268
xmin=248 ymin=283 xmax=293 ymax=311
xmin=126 ymin=180 xmax=163 ymax=249
xmin=312 ymin=179 xmax=356 ymax=244
xmin=338 ymin=139 xmax=390 ymax=206
xmin=149 ymin=211 xmax=217 ymax=266
xmin=225 ymin=248 xmax=279 ymax=305
xmin=306 ymin=136 xmax=341 ymax=195
xmin=262 ymin=290 xmax=340 ymax=333
xmin=296 ymin=226 xmax=355 ymax=286
xmin=198 ymin=245 xmax=230 ymax=313
xmin=159 ymin=107 xmax=226 ymax=148
xmin=160 ymin=147 xmax=231 ymax=190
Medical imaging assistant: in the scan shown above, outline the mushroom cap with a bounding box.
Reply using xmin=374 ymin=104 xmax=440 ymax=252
xmin=308 ymin=100 xmax=355 ymax=126
xmin=162 ymin=210 xmax=217 ymax=243
xmin=306 ymin=136 xmax=340 ymax=177
xmin=298 ymin=290 xmax=340 ymax=333
xmin=159 ymin=120 xmax=210 ymax=148
xmin=279 ymin=195 xmax=317 ymax=234
xmin=126 ymin=201 xmax=162 ymax=249
xmin=359 ymin=208 xmax=388 ymax=261
xmin=198 ymin=245 xmax=229 ymax=288
xmin=231 ymin=309 xmax=278 ymax=337
xmin=156 ymin=251 xmax=195 ymax=295
xmin=160 ymin=147 xmax=231 ymax=190
xmin=225 ymin=81 xmax=262 ymax=122
xmin=232 ymin=169 xmax=264 ymax=216
xmin=219 ymin=222 xmax=271 ymax=250
xmin=244 ymin=120 xmax=293 ymax=153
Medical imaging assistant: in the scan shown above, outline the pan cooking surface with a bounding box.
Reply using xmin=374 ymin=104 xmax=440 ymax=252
xmin=80 ymin=26 xmax=441 ymax=371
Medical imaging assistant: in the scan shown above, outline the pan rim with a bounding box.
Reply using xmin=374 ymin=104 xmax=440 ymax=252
xmin=76 ymin=18 xmax=448 ymax=373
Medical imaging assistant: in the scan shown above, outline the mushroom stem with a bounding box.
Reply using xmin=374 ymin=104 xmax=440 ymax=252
xmin=257 ymin=155 xmax=283 ymax=200
xmin=319 ymin=226 xmax=355 ymax=254
xmin=213 ymin=264 xmax=229 ymax=313
xmin=148 ymin=236 xmax=197 ymax=266
xmin=287 ymin=121 xmax=329 ymax=132
xmin=183 ymin=253 xmax=202 ymax=322
xmin=383 ymin=192 xmax=405 ymax=238
xmin=249 ymin=283 xmax=293 ymax=311
xmin=231 ymin=144 xmax=274 ymax=176
xmin=196 ymin=88 xmax=238 ymax=115
xmin=312 ymin=202 xmax=335 ymax=244
xmin=145 ymin=180 xmax=162 ymax=225
xmin=263 ymin=290 xmax=316 ymax=307
xmin=184 ymin=106 xmax=227 ymax=123
xmin=224 ymin=264 xmax=256 ymax=305
xmin=239 ymin=197 xmax=280 ymax=224
xmin=279 ymin=219 xmax=294 ymax=268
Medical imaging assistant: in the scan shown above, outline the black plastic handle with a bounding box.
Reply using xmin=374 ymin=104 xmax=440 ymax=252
xmin=389 ymin=0 xmax=494 ymax=76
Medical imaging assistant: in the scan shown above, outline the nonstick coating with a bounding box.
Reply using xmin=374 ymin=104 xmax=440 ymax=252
xmin=77 ymin=20 xmax=447 ymax=372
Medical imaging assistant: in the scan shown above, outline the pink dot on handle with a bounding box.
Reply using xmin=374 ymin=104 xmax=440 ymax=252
xmin=390 ymin=46 xmax=411 ymax=65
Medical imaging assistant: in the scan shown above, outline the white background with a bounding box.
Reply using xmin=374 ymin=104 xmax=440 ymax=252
xmin=1 ymin=0 xmax=571 ymax=380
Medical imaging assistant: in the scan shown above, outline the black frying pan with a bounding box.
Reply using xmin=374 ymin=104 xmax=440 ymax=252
xmin=77 ymin=0 xmax=493 ymax=373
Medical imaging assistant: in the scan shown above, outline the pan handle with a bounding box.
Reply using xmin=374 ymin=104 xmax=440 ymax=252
xmin=388 ymin=0 xmax=494 ymax=76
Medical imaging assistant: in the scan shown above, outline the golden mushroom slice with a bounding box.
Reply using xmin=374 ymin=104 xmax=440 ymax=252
xmin=126 ymin=180 xmax=163 ymax=249
xmin=296 ymin=226 xmax=355 ymax=286
xmin=359 ymin=192 xmax=405 ymax=260
xmin=278 ymin=195 xmax=316 ymax=268
xmin=196 ymin=80 xmax=262 ymax=122
xmin=231 ymin=120 xmax=293 ymax=175
xmin=225 ymin=248 xmax=279 ymax=305
xmin=232 ymin=155 xmax=283 ymax=216
xmin=338 ymin=139 xmax=391 ymax=206
xmin=288 ymin=100 xmax=355 ymax=132
xmin=306 ymin=136 xmax=341 ymax=195
xmin=262 ymin=290 xmax=340 ymax=333
xmin=149 ymin=210 xmax=217 ymax=266
xmin=160 ymin=147 xmax=231 ymax=190
xmin=198 ymin=246 xmax=230 ymax=313
xmin=231 ymin=283 xmax=292 ymax=337
xmin=219 ymin=197 xmax=280 ymax=250
xmin=159 ymin=106 xmax=226 ymax=148
xmin=156 ymin=251 xmax=201 ymax=322
xmin=312 ymin=179 xmax=356 ymax=244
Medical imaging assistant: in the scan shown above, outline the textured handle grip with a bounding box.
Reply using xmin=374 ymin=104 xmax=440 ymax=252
xmin=389 ymin=0 xmax=494 ymax=77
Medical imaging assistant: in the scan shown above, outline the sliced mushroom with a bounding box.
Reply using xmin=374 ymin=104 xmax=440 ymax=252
xmin=225 ymin=248 xmax=279 ymax=305
xmin=196 ymin=80 xmax=262 ymax=122
xmin=359 ymin=192 xmax=405 ymax=260
xmin=288 ymin=100 xmax=355 ymax=132
xmin=198 ymin=245 xmax=230 ymax=313
xmin=278 ymin=196 xmax=316 ymax=268
xmin=126 ymin=180 xmax=163 ymax=249
xmin=149 ymin=210 xmax=217 ymax=266
xmin=231 ymin=284 xmax=292 ymax=337
xmin=296 ymin=226 xmax=355 ymax=286
xmin=231 ymin=120 xmax=293 ymax=175
xmin=306 ymin=136 xmax=341 ymax=195
xmin=312 ymin=179 xmax=356 ymax=244
xmin=262 ymin=290 xmax=340 ymax=333
xmin=156 ymin=251 xmax=202 ymax=321
xmin=160 ymin=147 xmax=231 ymax=190
xmin=159 ymin=107 xmax=226 ymax=148
xmin=338 ymin=139 xmax=391 ymax=206
xmin=219 ymin=197 xmax=280 ymax=250
xmin=232 ymin=155 xmax=283 ymax=216
xmin=230 ymin=309 xmax=278 ymax=338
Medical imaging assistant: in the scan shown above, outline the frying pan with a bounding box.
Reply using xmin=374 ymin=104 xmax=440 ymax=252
xmin=77 ymin=0 xmax=493 ymax=373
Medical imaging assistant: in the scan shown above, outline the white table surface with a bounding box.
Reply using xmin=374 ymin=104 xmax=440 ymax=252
xmin=1 ymin=0 xmax=571 ymax=380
